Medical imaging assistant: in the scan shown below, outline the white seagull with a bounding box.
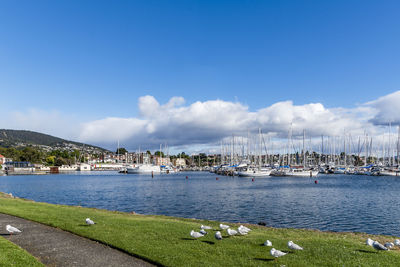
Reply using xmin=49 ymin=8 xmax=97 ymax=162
xmin=190 ymin=230 xmax=204 ymax=238
xmin=86 ymin=218 xmax=95 ymax=225
xmin=227 ymin=228 xmax=238 ymax=236
xmin=384 ymin=242 xmax=394 ymax=249
xmin=238 ymin=225 xmax=251 ymax=235
xmin=199 ymin=229 xmax=207 ymax=235
xmin=270 ymin=248 xmax=287 ymax=258
xmin=372 ymin=241 xmax=388 ymax=251
xmin=394 ymin=239 xmax=400 ymax=246
xmin=215 ymin=231 xmax=222 ymax=240
xmin=6 ymin=225 xmax=21 ymax=235
xmin=201 ymin=225 xmax=212 ymax=230
xmin=366 ymin=238 xmax=374 ymax=247
xmin=288 ymin=241 xmax=303 ymax=250
xmin=263 ymin=240 xmax=272 ymax=246
xmin=219 ymin=223 xmax=229 ymax=230
xmin=239 ymin=225 xmax=251 ymax=232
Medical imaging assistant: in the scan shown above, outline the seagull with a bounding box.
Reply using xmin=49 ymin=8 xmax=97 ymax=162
xmin=199 ymin=229 xmax=207 ymax=235
xmin=201 ymin=225 xmax=212 ymax=230
xmin=239 ymin=225 xmax=251 ymax=232
xmin=366 ymin=238 xmax=374 ymax=247
xmin=263 ymin=240 xmax=272 ymax=246
xmin=384 ymin=242 xmax=394 ymax=249
xmin=238 ymin=228 xmax=248 ymax=235
xmin=6 ymin=225 xmax=21 ymax=235
xmin=238 ymin=225 xmax=251 ymax=235
xmin=220 ymin=223 xmax=229 ymax=230
xmin=215 ymin=231 xmax=222 ymax=240
xmin=372 ymin=241 xmax=388 ymax=251
xmin=270 ymin=248 xmax=287 ymax=258
xmin=85 ymin=218 xmax=95 ymax=225
xmin=190 ymin=230 xmax=204 ymax=238
xmin=288 ymin=241 xmax=303 ymax=250
xmin=394 ymin=239 xmax=400 ymax=246
xmin=227 ymin=228 xmax=238 ymax=236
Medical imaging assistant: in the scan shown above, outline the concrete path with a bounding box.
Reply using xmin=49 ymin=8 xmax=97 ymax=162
xmin=0 ymin=213 xmax=155 ymax=267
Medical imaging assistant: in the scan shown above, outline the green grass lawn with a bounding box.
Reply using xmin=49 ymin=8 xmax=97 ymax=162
xmin=0 ymin=192 xmax=399 ymax=266
xmin=0 ymin=235 xmax=43 ymax=267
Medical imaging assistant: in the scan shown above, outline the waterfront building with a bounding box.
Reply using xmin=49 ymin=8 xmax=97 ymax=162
xmin=0 ymin=154 xmax=12 ymax=165
xmin=153 ymin=156 xmax=171 ymax=166
xmin=174 ymin=158 xmax=186 ymax=167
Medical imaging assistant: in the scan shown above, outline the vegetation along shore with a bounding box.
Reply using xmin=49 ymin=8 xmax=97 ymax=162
xmin=0 ymin=192 xmax=399 ymax=266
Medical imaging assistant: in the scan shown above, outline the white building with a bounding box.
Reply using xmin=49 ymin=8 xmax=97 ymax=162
xmin=174 ymin=158 xmax=186 ymax=167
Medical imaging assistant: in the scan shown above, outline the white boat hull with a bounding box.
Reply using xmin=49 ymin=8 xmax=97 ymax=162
xmin=379 ymin=170 xmax=400 ymax=176
xmin=284 ymin=170 xmax=319 ymax=177
xmin=238 ymin=169 xmax=272 ymax=177
xmin=126 ymin=165 xmax=161 ymax=174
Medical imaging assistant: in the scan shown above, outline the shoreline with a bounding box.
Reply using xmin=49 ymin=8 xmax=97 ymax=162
xmin=0 ymin=192 xmax=400 ymax=266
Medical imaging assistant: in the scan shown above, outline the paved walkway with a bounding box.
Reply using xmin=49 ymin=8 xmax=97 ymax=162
xmin=0 ymin=213 xmax=155 ymax=267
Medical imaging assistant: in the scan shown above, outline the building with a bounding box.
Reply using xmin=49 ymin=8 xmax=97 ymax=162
xmin=4 ymin=161 xmax=35 ymax=174
xmin=153 ymin=156 xmax=171 ymax=166
xmin=0 ymin=155 xmax=12 ymax=165
xmin=174 ymin=158 xmax=186 ymax=167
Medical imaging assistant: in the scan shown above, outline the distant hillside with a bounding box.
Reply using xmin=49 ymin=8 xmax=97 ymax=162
xmin=0 ymin=129 xmax=108 ymax=153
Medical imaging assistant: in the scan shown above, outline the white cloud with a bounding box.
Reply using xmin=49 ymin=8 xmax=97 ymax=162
xmin=77 ymin=93 xmax=384 ymax=150
xmin=3 ymin=91 xmax=400 ymax=153
xmin=365 ymin=90 xmax=400 ymax=125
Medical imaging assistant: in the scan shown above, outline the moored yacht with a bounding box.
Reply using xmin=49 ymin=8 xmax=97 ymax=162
xmin=126 ymin=164 xmax=161 ymax=174
xmin=285 ymin=168 xmax=319 ymax=177
xmin=379 ymin=168 xmax=400 ymax=176
xmin=238 ymin=167 xmax=272 ymax=177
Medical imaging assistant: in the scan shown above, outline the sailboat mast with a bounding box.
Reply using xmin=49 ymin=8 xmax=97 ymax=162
xmin=398 ymin=125 xmax=400 ymax=167
xmin=344 ymin=131 xmax=346 ymax=167
xmin=303 ymin=129 xmax=306 ymax=167
xmin=288 ymin=123 xmax=292 ymax=166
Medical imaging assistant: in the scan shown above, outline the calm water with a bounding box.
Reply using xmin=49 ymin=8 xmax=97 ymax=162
xmin=0 ymin=171 xmax=399 ymax=236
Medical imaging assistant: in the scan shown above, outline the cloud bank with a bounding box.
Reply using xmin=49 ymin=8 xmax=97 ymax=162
xmin=78 ymin=91 xmax=400 ymax=151
xmin=2 ymin=91 xmax=399 ymax=152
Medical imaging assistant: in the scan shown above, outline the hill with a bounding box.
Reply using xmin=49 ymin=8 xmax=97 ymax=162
xmin=0 ymin=129 xmax=108 ymax=153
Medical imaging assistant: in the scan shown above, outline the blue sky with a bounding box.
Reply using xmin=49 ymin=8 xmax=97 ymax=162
xmin=1 ymin=1 xmax=400 ymax=150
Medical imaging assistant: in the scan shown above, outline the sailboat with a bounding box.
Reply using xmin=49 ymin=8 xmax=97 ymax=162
xmin=237 ymin=128 xmax=272 ymax=178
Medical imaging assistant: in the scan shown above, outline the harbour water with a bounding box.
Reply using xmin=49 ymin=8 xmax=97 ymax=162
xmin=0 ymin=171 xmax=399 ymax=236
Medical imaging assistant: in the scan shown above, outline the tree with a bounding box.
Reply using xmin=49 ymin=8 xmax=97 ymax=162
xmin=154 ymin=151 xmax=165 ymax=157
xmin=55 ymin=157 xmax=66 ymax=166
xmin=46 ymin=156 xmax=55 ymax=165
xmin=116 ymin=148 xmax=128 ymax=154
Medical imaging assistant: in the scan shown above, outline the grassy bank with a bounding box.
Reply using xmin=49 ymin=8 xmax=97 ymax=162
xmin=0 ymin=193 xmax=399 ymax=266
xmin=0 ymin=235 xmax=43 ymax=266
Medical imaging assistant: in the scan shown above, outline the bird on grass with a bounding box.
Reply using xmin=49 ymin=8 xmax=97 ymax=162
xmin=201 ymin=225 xmax=212 ymax=230
xmin=384 ymin=242 xmax=394 ymax=249
xmin=239 ymin=225 xmax=251 ymax=232
xmin=238 ymin=225 xmax=251 ymax=235
xmin=366 ymin=238 xmax=374 ymax=247
xmin=219 ymin=223 xmax=229 ymax=230
xmin=215 ymin=231 xmax=222 ymax=240
xmin=394 ymin=239 xmax=400 ymax=246
xmin=270 ymin=248 xmax=287 ymax=259
xmin=288 ymin=241 xmax=303 ymax=250
xmin=6 ymin=225 xmax=21 ymax=235
xmin=372 ymin=241 xmax=388 ymax=251
xmin=86 ymin=218 xmax=95 ymax=225
xmin=199 ymin=229 xmax=207 ymax=235
xmin=190 ymin=230 xmax=204 ymax=238
xmin=263 ymin=240 xmax=272 ymax=246
xmin=227 ymin=228 xmax=238 ymax=236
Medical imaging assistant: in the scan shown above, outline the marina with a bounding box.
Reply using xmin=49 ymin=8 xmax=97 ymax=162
xmin=1 ymin=171 xmax=400 ymax=236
